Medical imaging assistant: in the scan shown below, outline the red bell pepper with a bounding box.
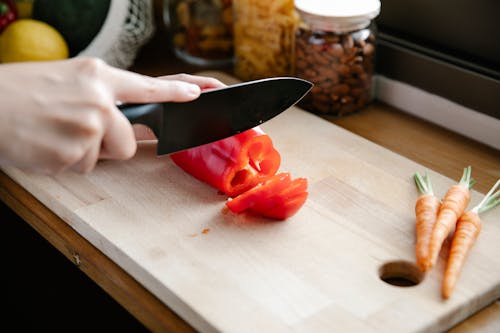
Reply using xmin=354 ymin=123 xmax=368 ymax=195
xmin=226 ymin=172 xmax=308 ymax=220
xmin=170 ymin=126 xmax=308 ymax=220
xmin=170 ymin=127 xmax=281 ymax=197
xmin=0 ymin=0 xmax=17 ymax=33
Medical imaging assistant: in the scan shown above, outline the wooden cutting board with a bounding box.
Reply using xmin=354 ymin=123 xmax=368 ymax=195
xmin=3 ymin=72 xmax=499 ymax=333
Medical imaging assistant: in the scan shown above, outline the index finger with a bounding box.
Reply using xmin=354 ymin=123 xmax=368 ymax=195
xmin=103 ymin=66 xmax=202 ymax=103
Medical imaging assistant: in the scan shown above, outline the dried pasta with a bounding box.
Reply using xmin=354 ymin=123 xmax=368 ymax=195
xmin=233 ymin=0 xmax=299 ymax=80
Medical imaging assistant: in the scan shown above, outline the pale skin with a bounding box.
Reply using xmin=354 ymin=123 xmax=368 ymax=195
xmin=0 ymin=57 xmax=225 ymax=175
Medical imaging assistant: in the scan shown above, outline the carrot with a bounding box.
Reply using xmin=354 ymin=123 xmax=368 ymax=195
xmin=442 ymin=179 xmax=500 ymax=299
xmin=426 ymin=166 xmax=475 ymax=270
xmin=414 ymin=172 xmax=442 ymax=272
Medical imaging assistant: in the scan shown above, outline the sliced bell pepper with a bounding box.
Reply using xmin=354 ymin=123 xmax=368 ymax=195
xmin=226 ymin=172 xmax=308 ymax=220
xmin=170 ymin=126 xmax=308 ymax=220
xmin=170 ymin=127 xmax=281 ymax=197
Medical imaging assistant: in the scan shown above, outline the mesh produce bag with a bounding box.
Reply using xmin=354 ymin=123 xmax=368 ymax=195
xmin=78 ymin=0 xmax=155 ymax=69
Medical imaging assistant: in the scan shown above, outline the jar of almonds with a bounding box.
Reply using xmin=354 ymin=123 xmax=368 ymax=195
xmin=164 ymin=0 xmax=233 ymax=66
xmin=233 ymin=0 xmax=299 ymax=81
xmin=294 ymin=0 xmax=380 ymax=116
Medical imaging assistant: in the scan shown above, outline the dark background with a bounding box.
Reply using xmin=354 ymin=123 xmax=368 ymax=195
xmin=1 ymin=199 xmax=149 ymax=333
xmin=376 ymin=0 xmax=500 ymax=77
xmin=375 ymin=0 xmax=500 ymax=119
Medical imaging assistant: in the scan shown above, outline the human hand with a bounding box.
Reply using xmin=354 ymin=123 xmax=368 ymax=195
xmin=132 ymin=73 xmax=226 ymax=141
xmin=0 ymin=57 xmax=225 ymax=175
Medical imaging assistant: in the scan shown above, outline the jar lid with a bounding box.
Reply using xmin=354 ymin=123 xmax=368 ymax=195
xmin=295 ymin=0 xmax=381 ymax=32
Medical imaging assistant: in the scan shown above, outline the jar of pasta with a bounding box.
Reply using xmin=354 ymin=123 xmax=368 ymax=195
xmin=164 ymin=0 xmax=233 ymax=66
xmin=233 ymin=0 xmax=299 ymax=81
xmin=294 ymin=0 xmax=380 ymax=116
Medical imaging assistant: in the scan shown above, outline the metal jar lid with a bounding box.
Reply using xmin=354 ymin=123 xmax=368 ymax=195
xmin=294 ymin=0 xmax=381 ymax=32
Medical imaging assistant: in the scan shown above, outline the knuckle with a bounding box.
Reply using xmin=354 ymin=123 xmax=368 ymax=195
xmin=141 ymin=78 xmax=161 ymax=100
xmin=75 ymin=57 xmax=107 ymax=77
xmin=79 ymin=111 xmax=103 ymax=137
xmin=82 ymin=86 xmax=113 ymax=114
xmin=73 ymin=59 xmax=114 ymax=109
xmin=94 ymin=90 xmax=113 ymax=111
xmin=171 ymin=73 xmax=191 ymax=81
xmin=53 ymin=146 xmax=84 ymax=168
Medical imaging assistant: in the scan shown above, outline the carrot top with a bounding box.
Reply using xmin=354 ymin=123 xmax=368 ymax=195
xmin=414 ymin=171 xmax=435 ymax=196
xmin=457 ymin=165 xmax=476 ymax=190
xmin=415 ymin=167 xmax=475 ymax=197
xmin=473 ymin=179 xmax=500 ymax=214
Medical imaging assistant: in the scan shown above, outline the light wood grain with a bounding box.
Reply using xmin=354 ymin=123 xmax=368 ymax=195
xmin=2 ymin=72 xmax=499 ymax=333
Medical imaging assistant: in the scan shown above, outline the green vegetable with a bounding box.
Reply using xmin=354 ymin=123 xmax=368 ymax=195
xmin=32 ymin=0 xmax=111 ymax=56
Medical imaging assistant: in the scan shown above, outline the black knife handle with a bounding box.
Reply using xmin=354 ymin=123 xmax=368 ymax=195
xmin=117 ymin=103 xmax=163 ymax=138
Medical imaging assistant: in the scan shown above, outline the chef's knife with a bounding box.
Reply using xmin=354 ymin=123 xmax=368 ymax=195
xmin=118 ymin=77 xmax=312 ymax=155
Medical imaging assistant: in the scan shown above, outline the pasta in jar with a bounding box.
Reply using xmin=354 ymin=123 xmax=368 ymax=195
xmin=233 ymin=0 xmax=299 ymax=81
xmin=166 ymin=0 xmax=233 ymax=66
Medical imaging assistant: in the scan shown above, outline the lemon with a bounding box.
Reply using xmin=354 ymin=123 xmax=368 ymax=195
xmin=0 ymin=19 xmax=69 ymax=63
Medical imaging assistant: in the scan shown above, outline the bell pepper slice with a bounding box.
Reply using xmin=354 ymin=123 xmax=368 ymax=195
xmin=170 ymin=127 xmax=281 ymax=197
xmin=226 ymin=172 xmax=308 ymax=220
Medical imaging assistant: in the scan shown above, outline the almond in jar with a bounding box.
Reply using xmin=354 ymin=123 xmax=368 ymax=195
xmin=294 ymin=0 xmax=380 ymax=116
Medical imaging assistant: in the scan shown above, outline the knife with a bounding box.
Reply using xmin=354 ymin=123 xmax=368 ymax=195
xmin=117 ymin=77 xmax=313 ymax=155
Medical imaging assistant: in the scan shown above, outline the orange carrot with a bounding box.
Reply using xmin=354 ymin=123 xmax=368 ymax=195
xmin=426 ymin=166 xmax=475 ymax=270
xmin=414 ymin=172 xmax=442 ymax=272
xmin=442 ymin=179 xmax=500 ymax=299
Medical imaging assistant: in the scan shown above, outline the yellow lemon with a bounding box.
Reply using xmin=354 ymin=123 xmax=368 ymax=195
xmin=0 ymin=19 xmax=69 ymax=63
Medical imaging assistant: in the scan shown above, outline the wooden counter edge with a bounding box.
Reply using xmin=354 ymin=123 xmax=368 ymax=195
xmin=0 ymin=170 xmax=196 ymax=333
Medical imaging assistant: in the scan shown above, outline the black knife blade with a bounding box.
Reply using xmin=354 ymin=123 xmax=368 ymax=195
xmin=118 ymin=77 xmax=313 ymax=155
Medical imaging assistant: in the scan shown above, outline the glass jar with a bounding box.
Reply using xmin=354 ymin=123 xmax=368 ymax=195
xmin=233 ymin=0 xmax=299 ymax=81
xmin=294 ymin=0 xmax=380 ymax=116
xmin=164 ymin=0 xmax=233 ymax=66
